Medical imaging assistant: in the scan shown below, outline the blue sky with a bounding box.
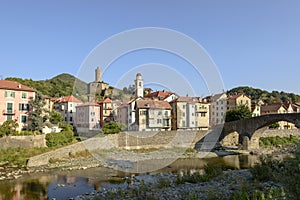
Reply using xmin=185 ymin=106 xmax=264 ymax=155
xmin=1 ymin=1 xmax=300 ymax=96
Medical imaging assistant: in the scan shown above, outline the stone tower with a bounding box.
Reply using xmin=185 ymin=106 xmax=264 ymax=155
xmin=135 ymin=73 xmax=143 ymax=98
xmin=95 ymin=67 xmax=102 ymax=82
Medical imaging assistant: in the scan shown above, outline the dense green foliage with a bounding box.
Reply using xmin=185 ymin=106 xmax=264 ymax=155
xmin=268 ymin=122 xmax=280 ymax=129
xmin=0 ymin=120 xmax=18 ymax=137
xmin=45 ymin=124 xmax=74 ymax=147
xmin=259 ymin=135 xmax=300 ymax=147
xmin=6 ymin=73 xmax=87 ymax=98
xmin=250 ymin=145 xmax=300 ymax=199
xmin=102 ymin=122 xmax=126 ymax=134
xmin=28 ymin=92 xmax=46 ymax=132
xmin=49 ymin=110 xmax=64 ymax=124
xmin=227 ymin=86 xmax=300 ymax=103
xmin=225 ymin=104 xmax=252 ymax=122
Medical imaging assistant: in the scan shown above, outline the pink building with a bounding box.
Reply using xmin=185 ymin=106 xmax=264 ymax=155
xmin=75 ymin=102 xmax=101 ymax=135
xmin=0 ymin=80 xmax=36 ymax=131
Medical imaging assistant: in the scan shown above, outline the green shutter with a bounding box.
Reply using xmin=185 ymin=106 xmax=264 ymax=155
xmin=5 ymin=91 xmax=7 ymax=97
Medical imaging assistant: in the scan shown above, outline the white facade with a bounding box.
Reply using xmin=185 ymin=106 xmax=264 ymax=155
xmin=206 ymin=93 xmax=227 ymax=127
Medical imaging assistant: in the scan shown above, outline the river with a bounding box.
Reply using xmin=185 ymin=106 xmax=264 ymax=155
xmin=0 ymin=154 xmax=260 ymax=200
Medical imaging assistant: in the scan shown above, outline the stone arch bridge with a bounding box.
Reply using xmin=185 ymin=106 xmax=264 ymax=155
xmin=219 ymin=113 xmax=300 ymax=150
xmin=198 ymin=113 xmax=300 ymax=151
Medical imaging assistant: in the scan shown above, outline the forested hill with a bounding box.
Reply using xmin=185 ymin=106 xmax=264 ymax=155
xmin=227 ymin=86 xmax=300 ymax=104
xmin=5 ymin=73 xmax=87 ymax=98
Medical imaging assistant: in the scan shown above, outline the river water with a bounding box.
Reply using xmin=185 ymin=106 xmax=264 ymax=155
xmin=0 ymin=154 xmax=260 ymax=200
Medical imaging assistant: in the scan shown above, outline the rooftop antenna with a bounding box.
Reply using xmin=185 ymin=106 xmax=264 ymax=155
xmin=0 ymin=75 xmax=3 ymax=80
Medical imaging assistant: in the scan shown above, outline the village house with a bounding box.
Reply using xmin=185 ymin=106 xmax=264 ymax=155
xmin=170 ymin=97 xmax=209 ymax=130
xmin=0 ymin=80 xmax=36 ymax=131
xmin=134 ymin=99 xmax=172 ymax=131
xmin=227 ymin=94 xmax=252 ymax=111
xmin=144 ymin=90 xmax=178 ymax=102
xmin=53 ymin=95 xmax=82 ymax=126
xmin=75 ymin=102 xmax=101 ymax=135
xmin=261 ymin=102 xmax=295 ymax=129
xmin=98 ymin=97 xmax=114 ymax=126
xmin=204 ymin=93 xmax=227 ymax=127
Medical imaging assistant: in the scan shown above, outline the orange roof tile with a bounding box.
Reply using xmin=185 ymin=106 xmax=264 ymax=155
xmin=170 ymin=96 xmax=201 ymax=103
xmin=98 ymin=97 xmax=112 ymax=103
xmin=136 ymin=99 xmax=172 ymax=109
xmin=0 ymin=80 xmax=36 ymax=92
xmin=144 ymin=90 xmax=174 ymax=100
xmin=59 ymin=95 xmax=82 ymax=103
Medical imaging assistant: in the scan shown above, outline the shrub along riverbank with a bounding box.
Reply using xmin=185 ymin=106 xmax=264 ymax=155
xmin=0 ymin=124 xmax=78 ymax=167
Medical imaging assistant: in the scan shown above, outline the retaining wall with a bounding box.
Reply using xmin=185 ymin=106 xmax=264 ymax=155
xmin=0 ymin=135 xmax=46 ymax=149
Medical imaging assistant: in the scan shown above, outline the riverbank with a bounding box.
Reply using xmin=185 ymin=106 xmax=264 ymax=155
xmin=73 ymin=168 xmax=282 ymax=200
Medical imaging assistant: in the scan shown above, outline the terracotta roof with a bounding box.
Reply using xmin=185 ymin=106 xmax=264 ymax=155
xmin=170 ymin=96 xmax=201 ymax=103
xmin=76 ymin=102 xmax=99 ymax=107
xmin=144 ymin=90 xmax=174 ymax=100
xmin=204 ymin=93 xmax=227 ymax=102
xmin=98 ymin=97 xmax=112 ymax=103
xmin=136 ymin=99 xmax=172 ymax=109
xmin=59 ymin=95 xmax=82 ymax=103
xmin=261 ymin=102 xmax=285 ymax=112
xmin=228 ymin=94 xmax=251 ymax=100
xmin=0 ymin=80 xmax=36 ymax=92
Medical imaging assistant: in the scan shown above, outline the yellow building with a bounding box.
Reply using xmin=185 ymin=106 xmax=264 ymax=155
xmin=170 ymin=97 xmax=209 ymax=130
xmin=227 ymin=94 xmax=251 ymax=111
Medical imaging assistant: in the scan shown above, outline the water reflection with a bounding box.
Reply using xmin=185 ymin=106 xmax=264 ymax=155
xmin=0 ymin=154 xmax=260 ymax=200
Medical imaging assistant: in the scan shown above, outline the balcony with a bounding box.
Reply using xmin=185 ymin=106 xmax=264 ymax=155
xmin=3 ymin=109 xmax=15 ymax=115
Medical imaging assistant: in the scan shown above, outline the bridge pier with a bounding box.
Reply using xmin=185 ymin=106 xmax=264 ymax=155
xmin=242 ymin=136 xmax=259 ymax=150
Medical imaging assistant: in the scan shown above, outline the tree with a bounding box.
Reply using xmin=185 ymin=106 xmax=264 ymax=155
xmin=0 ymin=120 xmax=19 ymax=137
xmin=102 ymin=122 xmax=126 ymax=134
xmin=269 ymin=122 xmax=280 ymax=129
xmin=28 ymin=92 xmax=46 ymax=132
xmin=225 ymin=104 xmax=252 ymax=122
xmin=49 ymin=110 xmax=64 ymax=124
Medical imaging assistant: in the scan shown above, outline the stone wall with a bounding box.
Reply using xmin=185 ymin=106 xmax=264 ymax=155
xmin=0 ymin=135 xmax=46 ymax=149
xmin=27 ymin=130 xmax=210 ymax=167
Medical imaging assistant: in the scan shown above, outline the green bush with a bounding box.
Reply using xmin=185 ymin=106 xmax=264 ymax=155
xmin=251 ymin=144 xmax=300 ymax=199
xmin=45 ymin=130 xmax=74 ymax=147
xmin=176 ymin=165 xmax=223 ymax=184
xmin=102 ymin=122 xmax=126 ymax=134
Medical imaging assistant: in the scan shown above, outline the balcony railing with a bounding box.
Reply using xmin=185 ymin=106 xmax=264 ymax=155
xmin=3 ymin=109 xmax=15 ymax=115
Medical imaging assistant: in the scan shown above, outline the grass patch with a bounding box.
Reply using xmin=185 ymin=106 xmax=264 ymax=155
xmin=0 ymin=147 xmax=52 ymax=167
xmin=259 ymin=135 xmax=300 ymax=147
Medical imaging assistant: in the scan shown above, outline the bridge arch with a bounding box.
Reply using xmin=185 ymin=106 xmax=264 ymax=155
xmin=219 ymin=113 xmax=300 ymax=150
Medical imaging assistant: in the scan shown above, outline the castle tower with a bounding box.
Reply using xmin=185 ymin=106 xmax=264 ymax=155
xmin=135 ymin=73 xmax=143 ymax=98
xmin=95 ymin=67 xmax=102 ymax=82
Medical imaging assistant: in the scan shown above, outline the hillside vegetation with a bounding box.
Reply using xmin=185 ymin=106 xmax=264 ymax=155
xmin=227 ymin=86 xmax=300 ymax=104
xmin=6 ymin=73 xmax=87 ymax=98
